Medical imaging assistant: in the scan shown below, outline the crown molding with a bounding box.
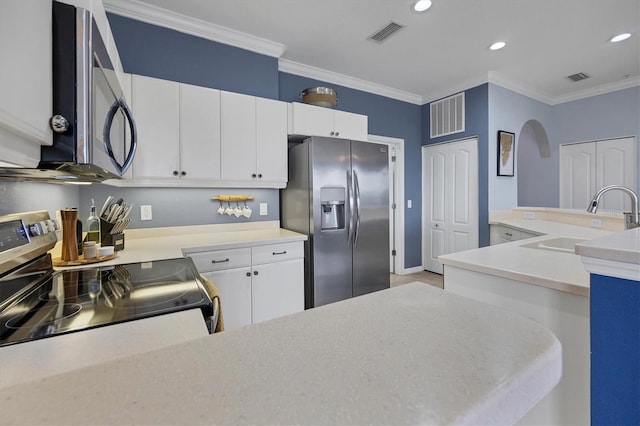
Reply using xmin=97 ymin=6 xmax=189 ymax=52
xmin=102 ymin=0 xmax=286 ymax=58
xmin=551 ymin=76 xmax=640 ymax=105
xmin=487 ymin=72 xmax=555 ymax=105
xmin=278 ymin=59 xmax=423 ymax=105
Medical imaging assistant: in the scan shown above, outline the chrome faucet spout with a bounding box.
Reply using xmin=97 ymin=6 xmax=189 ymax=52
xmin=587 ymin=185 xmax=639 ymax=229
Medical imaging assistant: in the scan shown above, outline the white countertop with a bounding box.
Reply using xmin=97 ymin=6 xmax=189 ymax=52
xmin=491 ymin=218 xmax=613 ymax=238
xmin=51 ymin=222 xmax=307 ymax=270
xmin=0 ymin=282 xmax=561 ymax=425
xmin=441 ymin=219 xmax=612 ymax=297
xmin=576 ymin=227 xmax=640 ymax=281
xmin=575 ymin=227 xmax=640 ymax=265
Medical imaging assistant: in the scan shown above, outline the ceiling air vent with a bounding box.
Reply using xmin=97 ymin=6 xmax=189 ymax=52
xmin=368 ymin=21 xmax=404 ymax=43
xmin=430 ymin=92 xmax=465 ymax=139
xmin=567 ymin=72 xmax=591 ymax=82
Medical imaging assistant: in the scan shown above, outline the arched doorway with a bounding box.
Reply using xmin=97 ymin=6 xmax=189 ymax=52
xmin=517 ymin=119 xmax=556 ymax=207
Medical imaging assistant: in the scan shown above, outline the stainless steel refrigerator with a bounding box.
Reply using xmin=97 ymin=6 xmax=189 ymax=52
xmin=281 ymin=136 xmax=390 ymax=308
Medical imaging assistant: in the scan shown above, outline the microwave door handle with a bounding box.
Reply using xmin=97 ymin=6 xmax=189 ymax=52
xmin=103 ymin=97 xmax=137 ymax=175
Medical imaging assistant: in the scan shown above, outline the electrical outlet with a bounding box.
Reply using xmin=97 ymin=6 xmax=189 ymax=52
xmin=591 ymin=218 xmax=603 ymax=228
xmin=140 ymin=205 xmax=153 ymax=221
xmin=259 ymin=203 xmax=268 ymax=216
xmin=523 ymin=211 xmax=536 ymax=219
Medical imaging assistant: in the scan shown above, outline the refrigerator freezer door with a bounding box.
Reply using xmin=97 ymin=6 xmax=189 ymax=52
xmin=310 ymin=138 xmax=353 ymax=307
xmin=351 ymin=140 xmax=390 ymax=297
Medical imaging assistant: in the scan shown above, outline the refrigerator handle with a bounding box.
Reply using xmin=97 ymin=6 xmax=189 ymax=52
xmin=347 ymin=169 xmax=354 ymax=246
xmin=353 ymin=170 xmax=361 ymax=246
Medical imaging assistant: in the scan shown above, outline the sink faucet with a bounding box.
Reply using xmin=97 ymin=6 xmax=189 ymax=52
xmin=587 ymin=185 xmax=640 ymax=229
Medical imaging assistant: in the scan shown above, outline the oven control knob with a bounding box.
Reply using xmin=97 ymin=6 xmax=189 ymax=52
xmin=28 ymin=222 xmax=45 ymax=236
xmin=46 ymin=219 xmax=59 ymax=232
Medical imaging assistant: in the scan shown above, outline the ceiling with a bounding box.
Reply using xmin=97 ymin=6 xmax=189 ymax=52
xmin=105 ymin=0 xmax=640 ymax=105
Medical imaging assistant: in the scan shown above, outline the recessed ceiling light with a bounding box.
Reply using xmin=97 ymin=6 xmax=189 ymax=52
xmin=489 ymin=41 xmax=506 ymax=51
xmin=610 ymin=33 xmax=631 ymax=43
xmin=414 ymin=0 xmax=432 ymax=12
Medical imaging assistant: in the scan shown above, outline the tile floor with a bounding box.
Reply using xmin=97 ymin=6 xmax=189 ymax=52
xmin=390 ymin=270 xmax=443 ymax=289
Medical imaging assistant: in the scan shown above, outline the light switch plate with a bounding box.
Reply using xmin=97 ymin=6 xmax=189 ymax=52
xmin=259 ymin=203 xmax=268 ymax=216
xmin=407 ymin=200 xmax=412 ymax=209
xmin=140 ymin=205 xmax=153 ymax=221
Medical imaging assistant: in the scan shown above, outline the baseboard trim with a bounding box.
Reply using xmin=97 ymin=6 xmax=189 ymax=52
xmin=396 ymin=266 xmax=424 ymax=275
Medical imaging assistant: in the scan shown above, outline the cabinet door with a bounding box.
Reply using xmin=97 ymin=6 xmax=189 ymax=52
xmin=289 ymin=102 xmax=334 ymax=137
xmin=256 ymin=98 xmax=287 ymax=182
xmin=0 ymin=0 xmax=52 ymax=156
xmin=204 ymin=268 xmax=252 ymax=330
xmin=252 ymin=259 xmax=304 ymax=324
xmin=333 ymin=110 xmax=368 ymax=141
xmin=221 ymin=91 xmax=257 ymax=181
xmin=180 ymin=84 xmax=221 ymax=180
xmin=559 ymin=143 xmax=596 ymax=209
xmin=131 ymin=75 xmax=180 ymax=179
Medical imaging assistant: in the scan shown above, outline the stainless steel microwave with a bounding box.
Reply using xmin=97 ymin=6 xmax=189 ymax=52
xmin=0 ymin=1 xmax=137 ymax=183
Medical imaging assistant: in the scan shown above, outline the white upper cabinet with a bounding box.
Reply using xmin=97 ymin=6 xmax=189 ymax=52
xmin=180 ymin=84 xmax=221 ymax=180
xmin=288 ymin=102 xmax=368 ymax=141
xmin=0 ymin=0 xmax=52 ymax=167
xmin=131 ymin=74 xmax=221 ymax=181
xmin=221 ymin=92 xmax=288 ymax=187
xmin=131 ymin=75 xmax=181 ymax=179
xmin=129 ymin=74 xmax=287 ymax=188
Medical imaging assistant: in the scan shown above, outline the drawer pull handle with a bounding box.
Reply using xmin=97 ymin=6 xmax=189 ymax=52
xmin=272 ymin=251 xmax=287 ymax=256
xmin=211 ymin=258 xmax=230 ymax=264
xmin=505 ymin=232 xmax=512 ymax=237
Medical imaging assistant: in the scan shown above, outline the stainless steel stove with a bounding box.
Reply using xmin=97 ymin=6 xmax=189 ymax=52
xmin=0 ymin=211 xmax=216 ymax=348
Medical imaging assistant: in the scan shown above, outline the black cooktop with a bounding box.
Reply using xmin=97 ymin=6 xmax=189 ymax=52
xmin=0 ymin=257 xmax=212 ymax=347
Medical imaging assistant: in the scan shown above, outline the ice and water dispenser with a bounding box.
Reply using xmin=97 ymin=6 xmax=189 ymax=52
xmin=320 ymin=187 xmax=345 ymax=231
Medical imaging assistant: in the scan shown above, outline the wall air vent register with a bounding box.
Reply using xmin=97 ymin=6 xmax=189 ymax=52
xmin=430 ymin=92 xmax=465 ymax=138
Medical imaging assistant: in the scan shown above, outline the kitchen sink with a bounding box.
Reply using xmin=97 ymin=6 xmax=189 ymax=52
xmin=520 ymin=237 xmax=589 ymax=254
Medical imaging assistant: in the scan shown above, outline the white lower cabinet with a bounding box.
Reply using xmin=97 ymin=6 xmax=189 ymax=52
xmin=251 ymin=255 xmax=304 ymax=324
xmin=204 ymin=267 xmax=252 ymax=330
xmin=188 ymin=241 xmax=304 ymax=330
xmin=489 ymin=224 xmax=541 ymax=245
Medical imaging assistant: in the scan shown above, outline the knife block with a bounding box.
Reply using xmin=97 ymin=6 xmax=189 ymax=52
xmin=100 ymin=221 xmax=125 ymax=251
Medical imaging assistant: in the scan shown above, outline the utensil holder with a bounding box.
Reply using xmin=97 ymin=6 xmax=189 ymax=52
xmin=100 ymin=221 xmax=125 ymax=251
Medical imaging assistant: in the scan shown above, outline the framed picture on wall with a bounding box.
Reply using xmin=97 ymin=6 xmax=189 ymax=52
xmin=497 ymin=130 xmax=515 ymax=176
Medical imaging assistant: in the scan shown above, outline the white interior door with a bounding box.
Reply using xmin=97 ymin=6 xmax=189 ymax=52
xmin=596 ymin=137 xmax=637 ymax=212
xmin=559 ymin=142 xmax=597 ymax=209
xmin=560 ymin=137 xmax=637 ymax=212
xmin=422 ymin=138 xmax=478 ymax=274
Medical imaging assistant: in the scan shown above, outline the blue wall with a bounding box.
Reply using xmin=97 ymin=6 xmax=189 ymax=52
xmin=422 ymin=85 xmax=490 ymax=247
xmin=280 ymin=73 xmax=423 ymax=267
xmin=488 ymin=84 xmax=554 ymax=210
xmin=107 ymin=14 xmax=279 ymax=99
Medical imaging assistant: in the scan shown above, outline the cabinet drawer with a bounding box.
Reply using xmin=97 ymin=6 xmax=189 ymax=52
xmin=187 ymin=248 xmax=251 ymax=272
xmin=252 ymin=242 xmax=303 ymax=265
